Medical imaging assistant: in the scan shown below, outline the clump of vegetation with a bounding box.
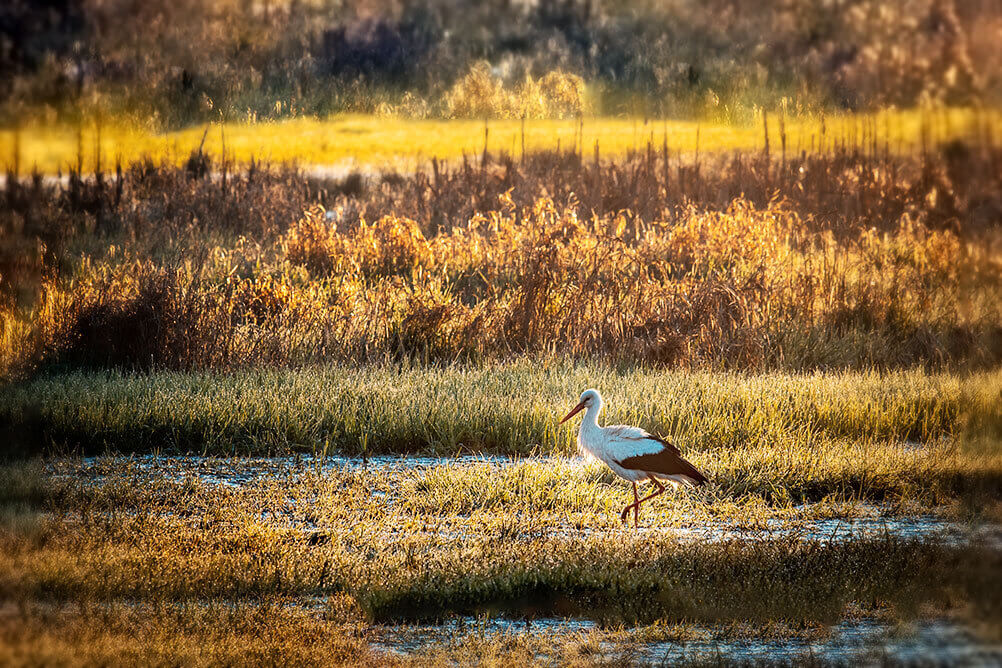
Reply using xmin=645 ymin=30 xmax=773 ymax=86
xmin=1 ymin=602 xmax=379 ymax=667
xmin=441 ymin=63 xmax=586 ymax=119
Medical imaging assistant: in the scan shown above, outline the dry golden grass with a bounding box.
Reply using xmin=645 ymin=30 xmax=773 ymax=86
xmin=4 ymin=108 xmax=999 ymax=174
xmin=4 ymin=191 xmax=995 ymax=377
xmin=440 ymin=63 xmax=587 ymax=120
xmin=3 ymin=124 xmax=1001 ymax=377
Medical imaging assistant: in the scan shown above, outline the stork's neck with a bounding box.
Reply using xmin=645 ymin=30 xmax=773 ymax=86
xmin=580 ymin=400 xmax=602 ymax=432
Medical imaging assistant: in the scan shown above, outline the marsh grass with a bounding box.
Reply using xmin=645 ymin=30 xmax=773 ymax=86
xmin=2 ymin=424 xmax=1000 ymax=664
xmin=4 ymin=159 xmax=1002 ymax=375
xmin=0 ymin=600 xmax=377 ymax=667
xmin=4 ymin=3 xmax=1002 ymax=663
xmin=0 ymin=600 xmax=883 ymax=667
xmin=3 ymin=363 xmax=997 ymax=452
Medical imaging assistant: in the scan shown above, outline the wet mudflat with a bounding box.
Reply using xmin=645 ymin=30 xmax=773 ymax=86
xmin=8 ymin=453 xmax=998 ymax=665
xmin=50 ymin=454 xmax=1000 ymax=547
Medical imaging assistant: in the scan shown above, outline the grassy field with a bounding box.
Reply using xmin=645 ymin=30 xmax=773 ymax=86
xmin=4 ymin=108 xmax=1000 ymax=174
xmin=4 ymin=355 xmax=1000 ymax=662
xmin=1 ymin=364 xmax=984 ymax=453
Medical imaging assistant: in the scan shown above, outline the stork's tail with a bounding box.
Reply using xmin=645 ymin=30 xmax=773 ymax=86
xmin=680 ymin=458 xmax=708 ymax=487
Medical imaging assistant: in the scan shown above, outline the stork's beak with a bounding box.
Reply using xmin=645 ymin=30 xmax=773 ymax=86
xmin=560 ymin=401 xmax=586 ymax=424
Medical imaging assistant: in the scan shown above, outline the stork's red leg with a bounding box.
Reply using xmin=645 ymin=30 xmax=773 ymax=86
xmin=633 ymin=482 xmax=639 ymax=527
xmin=620 ymin=481 xmax=640 ymax=525
xmin=634 ymin=479 xmax=667 ymax=515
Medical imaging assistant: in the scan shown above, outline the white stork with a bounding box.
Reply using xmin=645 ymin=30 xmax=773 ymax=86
xmin=560 ymin=388 xmax=707 ymax=527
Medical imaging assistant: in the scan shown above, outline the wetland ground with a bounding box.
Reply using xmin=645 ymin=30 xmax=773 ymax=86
xmin=2 ymin=363 xmax=1002 ymax=665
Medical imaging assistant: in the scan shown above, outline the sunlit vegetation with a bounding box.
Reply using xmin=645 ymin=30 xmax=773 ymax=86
xmin=1 ymin=104 xmax=1000 ymax=661
xmin=0 ymin=361 xmax=997 ymax=454
xmin=4 ymin=108 xmax=1001 ymax=174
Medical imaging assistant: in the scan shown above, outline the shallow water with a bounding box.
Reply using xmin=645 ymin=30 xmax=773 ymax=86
xmin=367 ymin=616 xmax=1002 ymax=666
xmin=50 ymin=454 xmax=1002 ymax=548
xmin=67 ymin=452 xmax=505 ymax=486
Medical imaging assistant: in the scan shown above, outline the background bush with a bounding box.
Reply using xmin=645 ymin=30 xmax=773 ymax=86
xmin=2 ymin=0 xmax=1000 ymax=127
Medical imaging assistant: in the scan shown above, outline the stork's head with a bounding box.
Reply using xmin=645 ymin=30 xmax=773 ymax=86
xmin=560 ymin=388 xmax=603 ymax=423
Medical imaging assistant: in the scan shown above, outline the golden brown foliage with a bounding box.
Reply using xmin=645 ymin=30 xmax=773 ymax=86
xmin=2 ymin=135 xmax=1001 ymax=376
xmin=3 ymin=190 xmax=992 ymax=376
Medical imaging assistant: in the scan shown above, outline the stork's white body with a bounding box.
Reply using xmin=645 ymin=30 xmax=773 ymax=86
xmin=577 ymin=413 xmax=693 ymax=487
xmin=561 ymin=388 xmax=707 ymax=526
